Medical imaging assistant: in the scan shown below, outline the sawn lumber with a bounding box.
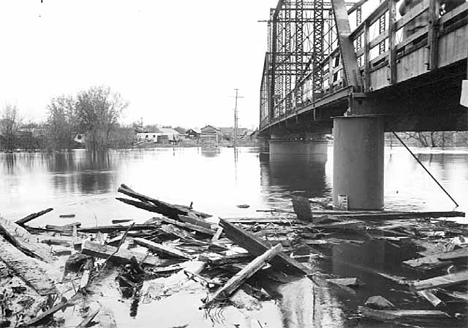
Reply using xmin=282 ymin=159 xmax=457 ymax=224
xmin=219 ymin=219 xmax=309 ymax=275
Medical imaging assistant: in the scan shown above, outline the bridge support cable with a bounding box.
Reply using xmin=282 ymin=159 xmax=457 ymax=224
xmin=392 ymin=132 xmax=459 ymax=208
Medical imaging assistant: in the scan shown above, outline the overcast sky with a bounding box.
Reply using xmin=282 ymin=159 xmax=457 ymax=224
xmin=0 ymin=0 xmax=278 ymax=129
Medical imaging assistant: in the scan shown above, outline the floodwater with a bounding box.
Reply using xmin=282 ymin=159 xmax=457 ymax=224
xmin=1 ymin=146 xmax=467 ymax=327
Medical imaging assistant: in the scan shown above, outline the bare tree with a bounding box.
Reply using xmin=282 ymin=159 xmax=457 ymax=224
xmin=75 ymin=86 xmax=128 ymax=150
xmin=0 ymin=104 xmax=21 ymax=151
xmin=46 ymin=95 xmax=77 ymax=150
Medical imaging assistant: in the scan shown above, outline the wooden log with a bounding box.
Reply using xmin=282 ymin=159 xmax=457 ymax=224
xmin=133 ymin=237 xmax=193 ymax=260
xmin=16 ymin=208 xmax=53 ymax=226
xmin=403 ymin=247 xmax=468 ymax=271
xmin=416 ymin=290 xmax=445 ymax=308
xmin=0 ymin=216 xmax=52 ymax=263
xmin=118 ymin=184 xmax=211 ymax=219
xmin=219 ymin=219 xmax=309 ymax=275
xmin=156 ymin=217 xmax=215 ymax=236
xmin=358 ymin=306 xmax=449 ymax=321
xmin=203 ymin=243 xmax=283 ymax=308
xmin=410 ymin=269 xmax=468 ymax=291
xmin=81 ymin=240 xmax=169 ymax=267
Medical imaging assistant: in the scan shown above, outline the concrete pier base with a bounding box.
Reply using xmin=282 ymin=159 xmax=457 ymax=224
xmin=333 ymin=115 xmax=384 ymax=210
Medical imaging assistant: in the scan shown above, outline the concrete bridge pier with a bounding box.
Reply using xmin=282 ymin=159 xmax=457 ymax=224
xmin=269 ymin=133 xmax=329 ymax=161
xmin=333 ymin=115 xmax=385 ymax=210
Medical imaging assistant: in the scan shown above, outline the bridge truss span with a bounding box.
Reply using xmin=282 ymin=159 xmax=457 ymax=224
xmin=260 ymin=0 xmax=468 ymax=134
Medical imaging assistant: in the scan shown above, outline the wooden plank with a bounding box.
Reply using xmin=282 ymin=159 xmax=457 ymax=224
xmin=291 ymin=195 xmax=313 ymax=221
xmin=410 ymin=269 xmax=468 ymax=291
xmin=219 ymin=219 xmax=309 ymax=275
xmin=133 ymin=237 xmax=192 ymax=260
xmin=157 ymin=216 xmax=215 ymax=236
xmin=0 ymin=237 xmax=57 ymax=296
xmin=0 ymin=216 xmax=52 ymax=263
xmin=350 ymin=0 xmax=389 ymax=40
xmin=118 ymin=183 xmax=211 ymax=220
xmin=81 ymin=240 xmax=167 ymax=266
xmin=395 ymin=0 xmax=430 ymax=30
xmin=78 ymin=223 xmax=158 ymax=233
xmin=16 ymin=208 xmax=53 ymax=226
xmin=369 ymin=30 xmax=389 ymax=50
xmin=416 ymin=290 xmax=445 ymax=308
xmin=358 ymin=306 xmax=449 ymax=321
xmin=439 ymin=1 xmax=468 ymax=25
xmin=201 ymin=252 xmax=254 ymax=266
xmin=203 ymin=243 xmax=283 ymax=308
xmin=403 ymin=247 xmax=468 ymax=270
xmin=328 ymin=211 xmax=465 ymax=220
xmin=395 ymin=26 xmax=429 ymax=51
xmin=178 ymin=214 xmax=214 ymax=230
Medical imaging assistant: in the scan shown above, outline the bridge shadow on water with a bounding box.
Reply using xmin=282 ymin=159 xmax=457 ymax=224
xmin=259 ymin=152 xmax=331 ymax=204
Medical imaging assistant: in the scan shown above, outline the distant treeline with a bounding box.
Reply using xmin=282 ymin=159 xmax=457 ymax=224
xmin=387 ymin=131 xmax=468 ymax=148
xmin=0 ymin=86 xmax=132 ymax=152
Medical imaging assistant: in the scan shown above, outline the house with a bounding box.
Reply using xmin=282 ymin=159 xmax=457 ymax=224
xmin=136 ymin=127 xmax=180 ymax=144
xmin=185 ymin=128 xmax=200 ymax=139
xmin=200 ymin=125 xmax=223 ymax=145
xmin=219 ymin=127 xmax=250 ymax=141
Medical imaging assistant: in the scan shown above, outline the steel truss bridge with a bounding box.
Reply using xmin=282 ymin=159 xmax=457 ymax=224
xmin=259 ymin=0 xmax=468 ymax=135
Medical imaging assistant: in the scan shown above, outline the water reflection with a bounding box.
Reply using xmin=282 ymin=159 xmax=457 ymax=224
xmin=260 ymin=153 xmax=330 ymax=199
xmin=200 ymin=146 xmax=221 ymax=158
xmin=47 ymin=151 xmax=116 ymax=195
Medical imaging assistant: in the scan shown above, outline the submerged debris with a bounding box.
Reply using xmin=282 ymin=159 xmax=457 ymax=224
xmin=0 ymin=184 xmax=466 ymax=327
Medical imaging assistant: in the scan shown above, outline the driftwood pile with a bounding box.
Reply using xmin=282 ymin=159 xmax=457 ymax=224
xmin=0 ymin=185 xmax=467 ymax=327
xmin=0 ymin=184 xmax=311 ymax=327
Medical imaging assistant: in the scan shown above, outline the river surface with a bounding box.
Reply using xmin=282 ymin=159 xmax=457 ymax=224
xmin=1 ymin=146 xmax=467 ymax=223
xmin=1 ymin=146 xmax=467 ymax=327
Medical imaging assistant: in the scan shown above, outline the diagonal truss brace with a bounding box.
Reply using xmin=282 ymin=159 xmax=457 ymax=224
xmin=331 ymin=0 xmax=363 ymax=90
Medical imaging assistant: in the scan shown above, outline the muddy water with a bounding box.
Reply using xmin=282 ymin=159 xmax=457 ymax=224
xmin=1 ymin=146 xmax=468 ymax=327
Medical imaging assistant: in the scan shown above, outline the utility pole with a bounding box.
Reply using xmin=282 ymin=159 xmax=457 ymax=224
xmin=231 ymin=88 xmax=244 ymax=148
